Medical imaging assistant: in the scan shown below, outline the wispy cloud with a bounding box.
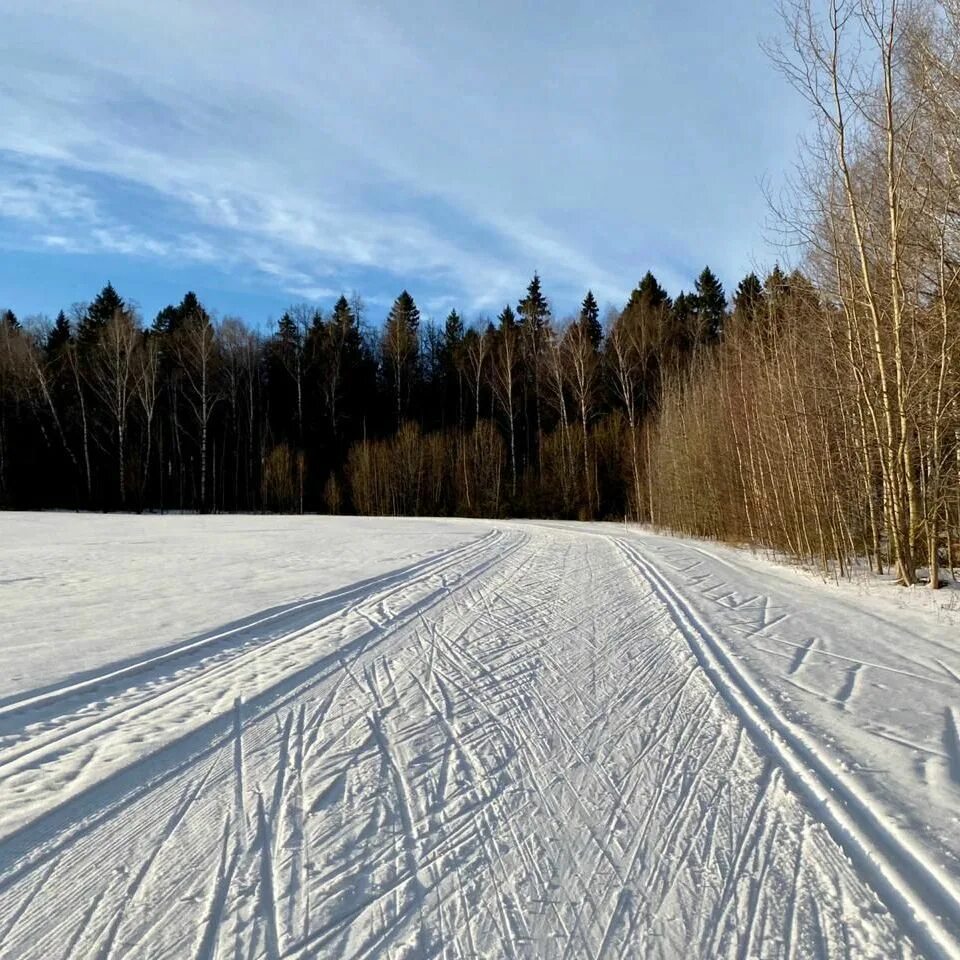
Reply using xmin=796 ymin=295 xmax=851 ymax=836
xmin=0 ymin=170 xmax=98 ymax=224
xmin=0 ymin=0 xmax=805 ymax=316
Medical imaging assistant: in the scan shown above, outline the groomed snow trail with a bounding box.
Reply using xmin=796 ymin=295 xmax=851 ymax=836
xmin=0 ymin=521 xmax=941 ymax=958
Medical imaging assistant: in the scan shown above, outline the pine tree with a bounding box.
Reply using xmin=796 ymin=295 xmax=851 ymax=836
xmin=579 ymin=290 xmax=602 ymax=349
xmin=1 ymin=309 xmax=19 ymax=331
xmin=498 ymin=304 xmax=517 ymax=330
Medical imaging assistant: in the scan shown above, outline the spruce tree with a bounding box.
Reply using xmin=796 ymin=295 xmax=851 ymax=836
xmin=152 ymin=304 xmax=179 ymax=336
xmin=330 ymin=295 xmax=354 ymax=330
xmin=733 ymin=272 xmax=764 ymax=319
xmin=45 ymin=310 xmax=72 ymax=358
xmin=444 ymin=309 xmax=463 ymax=344
xmin=670 ymin=291 xmax=694 ymax=352
xmin=153 ymin=291 xmax=211 ymax=337
xmin=78 ymin=283 xmax=123 ymax=347
xmin=620 ymin=272 xmax=671 ymax=342
xmin=438 ymin=310 xmax=465 ymax=427
xmin=178 ymin=291 xmax=210 ymax=328
xmin=383 ymin=291 xmax=421 ymax=425
xmin=635 ymin=271 xmax=670 ymax=311
xmin=388 ymin=290 xmax=420 ymax=333
xmin=517 ymin=273 xmax=550 ymax=331
xmin=579 ymin=290 xmax=602 ymax=349
xmin=517 ymin=274 xmax=550 ymax=476
xmin=694 ymin=267 xmax=727 ymax=341
xmin=321 ymin=295 xmax=370 ymax=441
xmin=277 ymin=310 xmax=299 ymax=346
xmin=763 ymin=266 xmax=791 ymax=327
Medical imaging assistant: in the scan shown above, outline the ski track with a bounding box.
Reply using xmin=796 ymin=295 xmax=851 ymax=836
xmin=0 ymin=522 xmax=941 ymax=958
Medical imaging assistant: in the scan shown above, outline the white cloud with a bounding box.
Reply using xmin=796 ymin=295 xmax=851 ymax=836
xmin=0 ymin=0 xmax=805 ymax=310
xmin=0 ymin=171 xmax=98 ymax=224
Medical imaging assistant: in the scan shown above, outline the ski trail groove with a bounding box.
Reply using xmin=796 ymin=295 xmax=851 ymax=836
xmin=616 ymin=535 xmax=960 ymax=959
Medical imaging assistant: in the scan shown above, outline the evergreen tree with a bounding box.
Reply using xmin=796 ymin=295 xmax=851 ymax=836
xmin=620 ymin=272 xmax=671 ymax=346
xmin=517 ymin=274 xmax=551 ymax=476
xmin=763 ymin=266 xmax=792 ymax=328
xmin=45 ymin=310 xmax=72 ymax=359
xmin=764 ymin=264 xmax=790 ymax=298
xmin=694 ymin=267 xmax=727 ymax=341
xmin=444 ymin=309 xmax=464 ymax=344
xmin=635 ymin=271 xmax=671 ymax=311
xmin=153 ymin=290 xmax=210 ymax=336
xmin=179 ymin=291 xmax=210 ymax=328
xmin=319 ymin=295 xmax=372 ymax=442
xmin=152 ymin=304 xmax=180 ymax=336
xmin=670 ymin=291 xmax=694 ymax=352
xmin=78 ymin=283 xmax=123 ymax=347
xmin=498 ymin=304 xmax=517 ymax=330
xmin=517 ymin=273 xmax=550 ymax=331
xmin=330 ymin=295 xmax=354 ymax=330
xmin=1 ymin=309 xmax=19 ymax=331
xmin=733 ymin=272 xmax=764 ymax=319
xmin=277 ymin=310 xmax=300 ymax=347
xmin=383 ymin=290 xmax=422 ymax=425
xmin=388 ymin=290 xmax=420 ymax=333
xmin=579 ymin=290 xmax=602 ymax=349
xmin=440 ymin=310 xmax=466 ymax=428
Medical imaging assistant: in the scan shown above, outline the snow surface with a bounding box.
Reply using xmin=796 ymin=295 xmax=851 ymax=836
xmin=0 ymin=513 xmax=957 ymax=958
xmin=0 ymin=513 xmax=479 ymax=699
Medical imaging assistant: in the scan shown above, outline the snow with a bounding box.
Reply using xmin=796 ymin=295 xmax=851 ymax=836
xmin=0 ymin=513 xmax=479 ymax=699
xmin=0 ymin=513 xmax=957 ymax=958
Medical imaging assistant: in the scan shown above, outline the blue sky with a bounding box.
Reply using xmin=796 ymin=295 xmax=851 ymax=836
xmin=0 ymin=1 xmax=807 ymax=329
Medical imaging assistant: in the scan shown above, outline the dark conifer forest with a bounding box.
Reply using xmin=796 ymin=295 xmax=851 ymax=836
xmin=0 ymin=269 xmax=731 ymax=521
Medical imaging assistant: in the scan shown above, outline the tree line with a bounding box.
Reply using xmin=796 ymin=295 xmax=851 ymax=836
xmin=3 ymin=0 xmax=960 ymax=588
xmin=0 ymin=265 xmax=728 ymax=520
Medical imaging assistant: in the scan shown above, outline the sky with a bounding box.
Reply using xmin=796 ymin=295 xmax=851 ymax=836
xmin=0 ymin=1 xmax=808 ymax=329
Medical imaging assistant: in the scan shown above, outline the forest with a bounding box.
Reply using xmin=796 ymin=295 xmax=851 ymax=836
xmin=3 ymin=0 xmax=960 ymax=588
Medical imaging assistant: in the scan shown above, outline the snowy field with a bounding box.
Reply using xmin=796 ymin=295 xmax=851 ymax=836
xmin=0 ymin=514 xmax=958 ymax=958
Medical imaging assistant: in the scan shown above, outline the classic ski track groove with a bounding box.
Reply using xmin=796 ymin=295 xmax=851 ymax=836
xmin=615 ymin=535 xmax=960 ymax=960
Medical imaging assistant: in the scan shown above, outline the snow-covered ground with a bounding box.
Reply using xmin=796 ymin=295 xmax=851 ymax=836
xmin=0 ymin=514 xmax=957 ymax=958
xmin=0 ymin=513 xmax=479 ymax=698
